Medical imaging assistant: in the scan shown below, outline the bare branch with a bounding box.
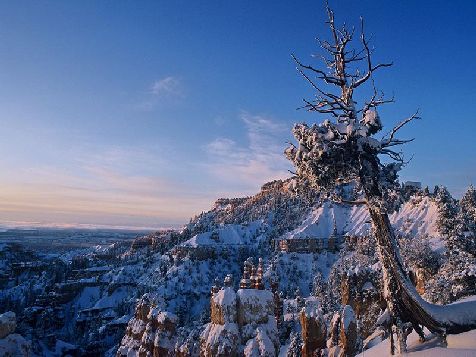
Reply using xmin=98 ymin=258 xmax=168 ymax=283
xmin=359 ymin=91 xmax=395 ymax=115
xmin=301 ymin=99 xmax=342 ymax=117
xmin=292 ymin=54 xmax=344 ymax=86
xmin=380 ymin=149 xmax=404 ymax=162
xmin=351 ymin=17 xmax=392 ymax=89
xmin=326 ymin=0 xmax=339 ymax=47
xmin=383 ymin=138 xmax=415 ymax=147
xmin=293 ymin=62 xmax=350 ymax=115
xmin=382 ymin=111 xmax=420 ymax=146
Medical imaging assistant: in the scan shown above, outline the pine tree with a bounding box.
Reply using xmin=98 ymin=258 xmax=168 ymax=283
xmin=431 ymin=185 xmax=476 ymax=301
xmin=287 ymin=332 xmax=302 ymax=357
xmin=435 ymin=186 xmax=458 ymax=238
xmin=458 ymin=185 xmax=476 ymax=255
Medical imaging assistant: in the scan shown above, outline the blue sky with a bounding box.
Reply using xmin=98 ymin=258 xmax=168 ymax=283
xmin=0 ymin=1 xmax=475 ymax=228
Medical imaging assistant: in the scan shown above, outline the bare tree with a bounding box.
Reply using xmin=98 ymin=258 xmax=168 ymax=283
xmin=285 ymin=3 xmax=476 ymax=354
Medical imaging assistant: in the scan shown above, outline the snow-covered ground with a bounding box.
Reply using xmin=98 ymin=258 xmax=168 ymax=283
xmin=358 ymin=329 xmax=476 ymax=356
xmin=360 ymin=295 xmax=476 ymax=356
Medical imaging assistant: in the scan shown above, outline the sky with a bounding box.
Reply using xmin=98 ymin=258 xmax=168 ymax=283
xmin=0 ymin=0 xmax=475 ymax=229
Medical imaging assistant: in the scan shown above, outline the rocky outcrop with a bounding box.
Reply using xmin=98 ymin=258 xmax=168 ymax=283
xmin=0 ymin=312 xmax=16 ymax=339
xmin=200 ymin=322 xmax=240 ymax=357
xmin=237 ymin=289 xmax=274 ymax=327
xmin=409 ymin=267 xmax=431 ymax=295
xmin=341 ymin=269 xmax=384 ymax=338
xmin=117 ymin=300 xmax=178 ymax=357
xmin=211 ymin=287 xmax=238 ymax=325
xmin=327 ymin=305 xmax=361 ymax=357
xmin=201 ymin=287 xmax=240 ymax=357
xmin=200 ymin=262 xmax=280 ymax=357
xmin=339 ymin=305 xmax=359 ymax=356
xmin=300 ymin=303 xmax=327 ymax=357
xmin=200 ymin=287 xmax=279 ymax=357
xmin=0 ymin=334 xmax=31 ymax=356
xmin=0 ymin=311 xmax=31 ymax=356
xmin=238 ymin=288 xmax=279 ymax=356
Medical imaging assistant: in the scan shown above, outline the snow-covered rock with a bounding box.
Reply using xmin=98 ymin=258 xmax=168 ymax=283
xmin=211 ymin=287 xmax=237 ymax=324
xmin=117 ymin=300 xmax=178 ymax=357
xmin=0 ymin=311 xmax=16 ymax=339
xmin=0 ymin=333 xmax=31 ymax=356
xmin=200 ymin=322 xmax=240 ymax=357
xmin=200 ymin=274 xmax=279 ymax=357
xmin=237 ymin=289 xmax=274 ymax=326
xmin=340 ymin=305 xmax=360 ymax=356
xmin=300 ymin=303 xmax=327 ymax=356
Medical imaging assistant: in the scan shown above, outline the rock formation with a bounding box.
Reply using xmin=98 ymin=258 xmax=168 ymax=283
xmin=340 ymin=268 xmax=384 ymax=338
xmin=201 ymin=259 xmax=280 ymax=357
xmin=117 ymin=299 xmax=178 ymax=357
xmin=0 ymin=311 xmax=16 ymax=339
xmin=0 ymin=311 xmax=31 ymax=356
xmin=300 ymin=303 xmax=327 ymax=357
xmin=327 ymin=305 xmax=361 ymax=357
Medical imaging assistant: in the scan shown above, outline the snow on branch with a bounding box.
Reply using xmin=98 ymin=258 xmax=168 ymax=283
xmin=286 ymin=1 xmax=417 ymax=207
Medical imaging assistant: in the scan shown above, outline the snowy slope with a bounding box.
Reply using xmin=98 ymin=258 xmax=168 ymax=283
xmin=390 ymin=196 xmax=440 ymax=238
xmin=182 ymin=221 xmax=265 ymax=247
xmin=283 ymin=195 xmax=440 ymax=241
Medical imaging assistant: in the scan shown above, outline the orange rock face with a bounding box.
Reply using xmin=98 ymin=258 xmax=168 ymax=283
xmin=300 ymin=308 xmax=327 ymax=357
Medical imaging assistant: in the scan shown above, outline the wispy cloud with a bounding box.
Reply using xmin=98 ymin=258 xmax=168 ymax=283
xmin=0 ymin=113 xmax=293 ymax=228
xmin=204 ymin=113 xmax=291 ymax=193
xmin=151 ymin=76 xmax=182 ymax=98
xmin=135 ymin=76 xmax=184 ymax=111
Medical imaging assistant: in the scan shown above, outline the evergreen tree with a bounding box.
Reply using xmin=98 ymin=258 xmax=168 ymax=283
xmin=458 ymin=185 xmax=476 ymax=255
xmin=435 ymin=186 xmax=458 ymax=238
xmin=286 ymin=332 xmax=302 ymax=357
xmin=423 ymin=186 xmax=476 ymax=304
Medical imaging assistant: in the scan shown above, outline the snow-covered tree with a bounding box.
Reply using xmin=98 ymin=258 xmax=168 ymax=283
xmin=461 ymin=185 xmax=476 ymax=218
xmin=428 ymin=185 xmax=476 ymax=302
xmin=435 ymin=186 xmax=458 ymax=238
xmin=285 ymin=3 xmax=476 ymax=353
xmin=399 ymin=235 xmax=440 ymax=275
xmin=458 ymin=185 xmax=476 ymax=255
xmin=286 ymin=332 xmax=302 ymax=357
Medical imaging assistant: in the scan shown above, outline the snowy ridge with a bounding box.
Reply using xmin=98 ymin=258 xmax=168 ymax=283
xmin=182 ymin=221 xmax=265 ymax=247
xmin=284 ymin=202 xmax=369 ymax=239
